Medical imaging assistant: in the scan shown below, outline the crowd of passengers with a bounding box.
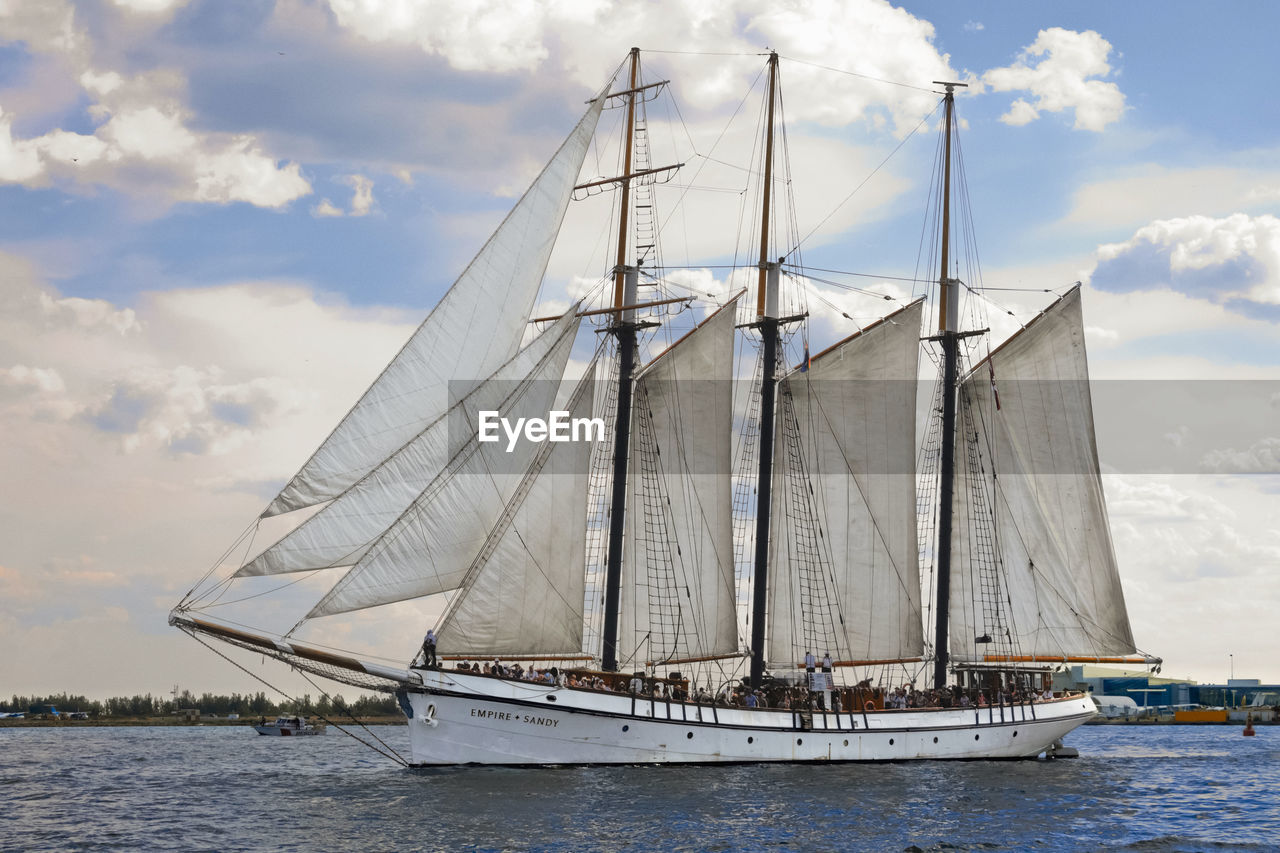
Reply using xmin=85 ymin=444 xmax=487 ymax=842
xmin=448 ymin=659 xmax=1058 ymax=710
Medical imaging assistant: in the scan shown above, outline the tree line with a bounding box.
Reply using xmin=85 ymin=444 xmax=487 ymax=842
xmin=5 ymin=690 xmax=401 ymax=718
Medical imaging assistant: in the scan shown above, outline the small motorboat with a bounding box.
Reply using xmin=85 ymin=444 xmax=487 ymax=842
xmin=253 ymin=715 xmax=323 ymax=736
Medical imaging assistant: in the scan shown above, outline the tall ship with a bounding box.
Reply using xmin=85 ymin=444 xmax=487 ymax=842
xmin=172 ymin=49 xmax=1157 ymax=765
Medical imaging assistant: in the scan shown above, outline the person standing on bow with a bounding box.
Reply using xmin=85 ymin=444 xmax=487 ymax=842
xmin=421 ymin=629 xmax=437 ymax=668
xmin=804 ymin=650 xmax=816 ymax=673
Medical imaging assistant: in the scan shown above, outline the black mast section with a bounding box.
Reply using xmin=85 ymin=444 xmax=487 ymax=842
xmin=748 ymin=53 xmax=780 ymax=690
xmin=931 ymin=81 xmax=966 ymax=691
xmin=601 ymin=49 xmax=641 ymax=673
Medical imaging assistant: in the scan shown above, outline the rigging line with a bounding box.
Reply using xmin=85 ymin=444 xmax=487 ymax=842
xmin=184 ymin=629 xmax=408 ymax=767
xmin=187 ymin=516 xmax=267 ymax=609
xmin=295 ymin=666 xmax=412 ymax=765
xmin=958 ymin=280 xmax=1024 ymax=323
xmin=776 ymin=54 xmax=940 ymax=93
xmin=785 ymin=265 xmax=934 ymax=285
xmin=638 ymin=48 xmax=769 ymax=56
xmin=179 ymin=518 xmax=259 ymax=607
xmin=796 ymin=270 xmax=903 ymax=301
xmin=785 ymin=100 xmax=942 ymax=256
xmin=199 ymin=569 xmax=326 ymax=609
xmin=655 ymin=64 xmax=766 ymax=246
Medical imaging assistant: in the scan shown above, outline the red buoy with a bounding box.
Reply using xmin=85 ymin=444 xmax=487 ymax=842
xmin=1243 ymin=717 xmax=1256 ymax=737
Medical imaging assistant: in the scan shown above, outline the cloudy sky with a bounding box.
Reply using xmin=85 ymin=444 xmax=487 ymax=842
xmin=1 ymin=0 xmax=1277 ymax=701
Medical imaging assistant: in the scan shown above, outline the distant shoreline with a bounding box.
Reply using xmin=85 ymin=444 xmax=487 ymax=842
xmin=1 ymin=716 xmax=407 ymax=728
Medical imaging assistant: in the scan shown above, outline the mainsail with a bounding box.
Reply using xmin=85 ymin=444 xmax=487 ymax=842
xmin=949 ymin=285 xmax=1135 ymax=660
xmin=766 ymin=300 xmax=925 ymax=665
xmin=238 ymin=309 xmax=580 ymax=577
xmin=618 ymin=299 xmax=741 ymax=667
xmin=436 ymin=367 xmax=597 ymax=657
xmin=263 ymin=95 xmax=606 ymax=517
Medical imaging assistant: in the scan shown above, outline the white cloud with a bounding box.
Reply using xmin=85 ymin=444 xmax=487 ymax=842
xmin=312 ymin=175 xmax=375 ymax=217
xmin=323 ymin=0 xmax=961 ymax=134
xmin=1093 ymin=213 xmax=1280 ymax=308
xmin=0 ymin=0 xmax=81 ymax=55
xmin=38 ymin=291 xmax=141 ymax=335
xmin=111 ymin=0 xmax=192 ymax=13
xmin=345 ymin=174 xmax=374 ymax=216
xmin=999 ymin=98 xmax=1039 ymax=127
xmin=0 ymin=365 xmax=66 ymax=394
xmin=0 ymin=5 xmax=311 ymax=210
xmin=1201 ymin=438 xmax=1280 ymax=474
xmin=313 ymin=198 xmax=343 ymax=217
xmin=983 ymin=28 xmax=1125 ymax=131
xmin=1064 ymin=165 xmax=1280 ymax=230
xmin=964 ymin=21 xmax=984 ymax=33
xmin=327 ymin=0 xmax=554 ymax=73
xmin=1104 ymin=474 xmax=1280 ymax=679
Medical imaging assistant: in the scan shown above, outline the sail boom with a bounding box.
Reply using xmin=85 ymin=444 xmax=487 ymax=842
xmin=977 ymin=654 xmax=1160 ymax=665
xmin=171 ymin=614 xmax=420 ymax=687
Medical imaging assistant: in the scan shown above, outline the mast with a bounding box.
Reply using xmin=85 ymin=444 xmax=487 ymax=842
xmin=931 ymin=80 xmax=967 ymax=690
xmin=749 ymin=52 xmax=780 ymax=689
xmin=601 ymin=48 xmax=642 ymax=673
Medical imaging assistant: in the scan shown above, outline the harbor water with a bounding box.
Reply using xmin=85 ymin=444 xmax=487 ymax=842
xmin=3 ymin=724 xmax=1275 ymax=851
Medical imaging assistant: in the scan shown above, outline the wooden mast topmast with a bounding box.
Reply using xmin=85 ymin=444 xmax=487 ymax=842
xmin=748 ymin=52 xmax=781 ymax=689
xmin=930 ymin=80 xmax=967 ymax=690
xmin=600 ymin=48 xmax=642 ymax=673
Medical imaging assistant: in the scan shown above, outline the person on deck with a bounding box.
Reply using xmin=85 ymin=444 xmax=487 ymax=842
xmin=804 ymin=651 xmax=816 ymax=672
xmin=821 ymin=653 xmax=833 ymax=672
xmin=421 ymin=629 xmax=437 ymax=668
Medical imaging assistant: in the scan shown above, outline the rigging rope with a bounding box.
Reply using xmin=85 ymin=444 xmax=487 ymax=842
xmin=185 ymin=629 xmax=410 ymax=767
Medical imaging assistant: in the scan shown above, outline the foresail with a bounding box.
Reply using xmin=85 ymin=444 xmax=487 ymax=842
xmin=949 ymin=286 xmax=1135 ymax=660
xmin=436 ymin=366 xmax=596 ymax=657
xmin=305 ymin=329 xmax=587 ymax=618
xmin=264 ymin=95 xmax=606 ymax=517
xmin=618 ymin=298 xmax=740 ymax=668
xmin=238 ymin=310 xmax=581 ymax=577
xmin=766 ymin=300 xmax=925 ymax=666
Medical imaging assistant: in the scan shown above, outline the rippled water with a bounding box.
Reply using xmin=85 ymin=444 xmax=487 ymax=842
xmin=2 ymin=724 xmax=1276 ymax=851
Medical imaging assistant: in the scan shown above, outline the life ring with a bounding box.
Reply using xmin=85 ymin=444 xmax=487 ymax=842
xmin=864 ymin=700 xmax=875 ymax=711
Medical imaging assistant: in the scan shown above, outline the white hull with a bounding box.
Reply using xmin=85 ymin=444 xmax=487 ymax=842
xmin=405 ymin=671 xmax=1095 ymax=765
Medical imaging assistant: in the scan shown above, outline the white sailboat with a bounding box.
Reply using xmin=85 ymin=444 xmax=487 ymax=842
xmin=171 ymin=50 xmax=1156 ymax=765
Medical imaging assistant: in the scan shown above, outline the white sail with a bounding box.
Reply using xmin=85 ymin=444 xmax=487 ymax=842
xmin=437 ymin=369 xmax=596 ymax=657
xmin=306 ymin=332 xmax=587 ymax=619
xmin=238 ymin=310 xmax=581 ymax=577
xmin=618 ymin=299 xmax=740 ymax=667
xmin=264 ymin=96 xmax=606 ymax=517
xmin=949 ymin=286 xmax=1135 ymax=660
xmin=766 ymin=300 xmax=925 ymax=666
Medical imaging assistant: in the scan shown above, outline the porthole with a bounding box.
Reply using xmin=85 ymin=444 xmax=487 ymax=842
xmin=797 ymin=738 xmax=803 ymax=745
xmin=933 ymin=736 xmax=939 ymax=743
xmin=546 ymin=695 xmax=557 ymax=702
xmin=747 ymin=736 xmax=754 ymax=744
xmin=889 ymin=738 xmax=894 ymax=745
xmin=622 ymin=725 xmax=629 ymax=732
xmin=1013 ymin=730 xmax=1018 ymax=737
xmin=687 ymin=732 xmax=694 ymax=739
xmin=974 ymin=734 xmax=980 ymax=741
xmin=843 ymin=739 xmax=849 ymax=747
